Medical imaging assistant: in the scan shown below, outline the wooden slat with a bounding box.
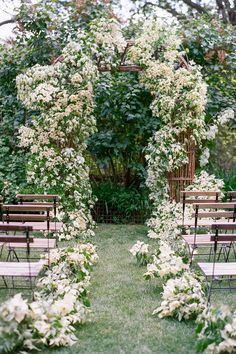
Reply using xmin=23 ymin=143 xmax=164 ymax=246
xmin=183 ymin=234 xmax=233 ymax=245
xmin=0 ymin=224 xmax=33 ymax=232
xmin=198 ymin=262 xmax=236 ymax=277
xmin=2 ymin=214 xmax=48 ymax=222
xmin=178 ymin=219 xmax=226 ymax=227
xmin=210 ymin=235 xmax=236 ymax=242
xmin=5 ymin=238 xmax=56 ymax=249
xmin=0 ymin=236 xmax=33 ymax=243
xmin=180 ymin=191 xmax=220 ymax=197
xmin=182 ymin=199 xmax=219 ymax=204
xmin=193 ymin=202 xmax=236 ymax=209
xmin=0 ymin=262 xmax=43 ymax=277
xmin=2 ymin=205 xmax=53 ymax=212
xmin=20 ymin=202 xmax=58 ymax=207
xmin=17 ymin=194 xmax=59 ymax=201
xmin=0 ymin=221 xmax=63 ymax=231
xmin=192 ymin=212 xmax=236 ymax=218
xmin=228 ymin=192 xmax=236 ymax=197
xmin=212 ymin=223 xmax=236 ymax=230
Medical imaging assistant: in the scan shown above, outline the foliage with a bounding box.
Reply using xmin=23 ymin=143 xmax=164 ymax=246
xmin=144 ymin=241 xmax=189 ymax=281
xmin=182 ymin=16 xmax=236 ymax=122
xmin=196 ymin=306 xmax=234 ymax=353
xmin=129 ymin=0 xmax=236 ymax=26
xmin=88 ymin=72 xmax=158 ymax=187
xmin=131 ymin=170 xmax=225 ymax=323
xmin=0 ymin=0 xmax=108 ymax=202
xmin=92 ymin=182 xmax=151 ymax=222
xmin=129 ymin=240 xmax=152 ymax=265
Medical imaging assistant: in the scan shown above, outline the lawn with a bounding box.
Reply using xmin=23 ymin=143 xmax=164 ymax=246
xmin=43 ymin=224 xmax=198 ymax=354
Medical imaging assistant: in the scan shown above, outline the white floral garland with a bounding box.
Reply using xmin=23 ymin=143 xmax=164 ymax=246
xmin=0 ymin=244 xmax=98 ymax=352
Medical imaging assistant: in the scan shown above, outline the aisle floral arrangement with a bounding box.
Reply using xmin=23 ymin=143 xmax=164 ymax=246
xmin=130 ymin=170 xmax=236 ymax=353
xmin=0 ymin=244 xmax=98 ymax=353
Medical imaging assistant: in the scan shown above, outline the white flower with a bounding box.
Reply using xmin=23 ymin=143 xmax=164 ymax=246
xmin=199 ymin=147 xmax=210 ymax=167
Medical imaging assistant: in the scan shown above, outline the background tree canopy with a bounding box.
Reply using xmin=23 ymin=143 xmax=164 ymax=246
xmin=130 ymin=0 xmax=236 ymax=26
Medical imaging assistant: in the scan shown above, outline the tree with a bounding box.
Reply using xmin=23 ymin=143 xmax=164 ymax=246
xmin=0 ymin=0 xmax=108 ymax=200
xmin=132 ymin=0 xmax=236 ymax=25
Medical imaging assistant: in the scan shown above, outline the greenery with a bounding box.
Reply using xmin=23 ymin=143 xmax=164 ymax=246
xmin=88 ymin=71 xmax=158 ymax=188
xmin=0 ymin=0 xmax=107 ymax=203
xmin=0 ymin=2 xmax=235 ymax=208
xmin=92 ymin=182 xmax=151 ymax=222
xmin=182 ymin=16 xmax=236 ymax=120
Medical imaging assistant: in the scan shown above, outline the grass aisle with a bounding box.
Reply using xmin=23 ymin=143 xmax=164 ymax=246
xmin=45 ymin=224 xmax=196 ymax=354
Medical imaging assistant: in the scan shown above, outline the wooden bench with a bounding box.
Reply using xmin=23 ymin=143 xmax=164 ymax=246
xmin=198 ymin=223 xmax=236 ymax=301
xmin=0 ymin=225 xmax=44 ymax=292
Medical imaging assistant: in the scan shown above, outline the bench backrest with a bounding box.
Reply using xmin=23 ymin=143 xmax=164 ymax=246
xmin=16 ymin=194 xmax=59 ymax=216
xmin=1 ymin=205 xmax=53 ymax=230
xmin=227 ymin=191 xmax=236 ymax=202
xmin=210 ymin=223 xmax=236 ymax=243
xmin=0 ymin=224 xmax=33 ymax=252
xmin=192 ymin=203 xmax=236 ymax=231
xmin=180 ymin=190 xmax=221 ymax=224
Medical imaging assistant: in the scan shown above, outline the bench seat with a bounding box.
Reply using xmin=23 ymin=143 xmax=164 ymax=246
xmin=0 ymin=261 xmax=44 ymax=277
xmin=182 ymin=234 xmax=234 ymax=246
xmin=178 ymin=219 xmax=232 ymax=227
xmin=198 ymin=262 xmax=236 ymax=277
xmin=0 ymin=238 xmax=56 ymax=249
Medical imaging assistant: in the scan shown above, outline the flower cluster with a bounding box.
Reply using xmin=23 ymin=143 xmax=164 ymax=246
xmin=129 ymin=240 xmax=151 ymax=265
xmin=144 ymin=241 xmax=189 ymax=280
xmin=0 ymin=244 xmax=98 ymax=352
xmin=153 ymin=272 xmax=206 ymax=321
xmin=196 ymin=306 xmax=236 ymax=353
xmin=16 ymin=25 xmax=99 ymax=239
xmin=146 ymin=199 xmax=184 ymax=243
xmin=77 ymin=18 xmax=126 ymax=70
xmin=0 ymin=293 xmax=87 ymax=352
xmin=186 ymin=170 xmax=225 ymax=199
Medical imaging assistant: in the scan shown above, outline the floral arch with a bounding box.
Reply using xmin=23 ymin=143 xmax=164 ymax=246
xmin=16 ymin=18 xmax=233 ymax=240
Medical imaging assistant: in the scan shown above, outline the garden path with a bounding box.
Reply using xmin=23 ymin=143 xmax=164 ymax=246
xmin=44 ymin=224 xmax=196 ymax=354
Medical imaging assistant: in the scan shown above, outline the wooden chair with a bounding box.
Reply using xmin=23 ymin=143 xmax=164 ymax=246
xmin=0 ymin=225 xmax=44 ymax=295
xmin=198 ymin=223 xmax=236 ymax=302
xmin=0 ymin=204 xmax=58 ymax=261
xmin=180 ymin=191 xmax=220 ymax=226
xmin=182 ymin=202 xmax=236 ymax=263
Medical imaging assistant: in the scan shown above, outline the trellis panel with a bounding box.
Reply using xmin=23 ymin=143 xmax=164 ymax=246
xmin=167 ymin=130 xmax=195 ymax=202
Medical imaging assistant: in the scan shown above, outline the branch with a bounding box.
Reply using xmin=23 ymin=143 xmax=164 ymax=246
xmin=0 ymin=16 xmax=16 ymax=27
xmin=216 ymin=0 xmax=229 ymax=22
xmin=223 ymin=0 xmax=232 ymax=10
xmin=182 ymin=0 xmax=209 ymax=14
xmin=141 ymin=1 xmax=185 ymax=19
